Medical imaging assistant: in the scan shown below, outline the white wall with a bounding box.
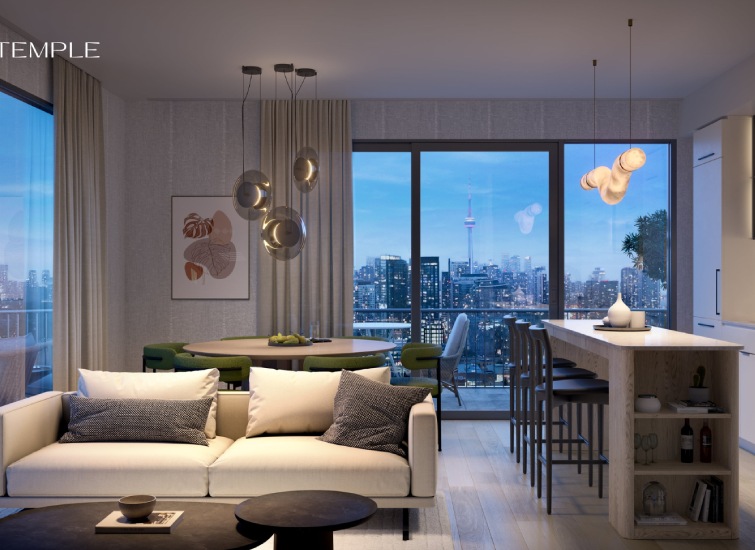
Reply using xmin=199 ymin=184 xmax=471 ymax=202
xmin=0 ymin=19 xmax=51 ymax=103
xmin=681 ymin=51 xmax=755 ymax=135
xmin=121 ymin=100 xmax=261 ymax=369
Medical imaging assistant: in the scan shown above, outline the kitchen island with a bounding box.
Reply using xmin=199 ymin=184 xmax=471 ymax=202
xmin=542 ymin=319 xmax=741 ymax=540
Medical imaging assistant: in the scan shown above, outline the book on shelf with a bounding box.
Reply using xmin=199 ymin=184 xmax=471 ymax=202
xmin=688 ymin=479 xmax=707 ymax=521
xmin=709 ymin=475 xmax=724 ymax=523
xmin=668 ymin=400 xmax=724 ymax=414
xmin=634 ymin=512 xmax=688 ymax=526
xmin=95 ymin=510 xmax=184 ymax=534
xmin=700 ymin=485 xmax=712 ymax=522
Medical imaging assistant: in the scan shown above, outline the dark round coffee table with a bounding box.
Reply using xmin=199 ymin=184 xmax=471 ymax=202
xmin=235 ymin=490 xmax=377 ymax=550
xmin=0 ymin=501 xmax=271 ymax=549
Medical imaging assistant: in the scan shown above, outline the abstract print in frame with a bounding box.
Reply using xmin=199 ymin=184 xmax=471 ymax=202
xmin=171 ymin=196 xmax=249 ymax=299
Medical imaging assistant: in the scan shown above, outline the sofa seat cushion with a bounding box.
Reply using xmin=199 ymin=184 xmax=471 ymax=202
xmin=6 ymin=436 xmax=234 ymax=497
xmin=209 ymin=435 xmax=410 ymax=498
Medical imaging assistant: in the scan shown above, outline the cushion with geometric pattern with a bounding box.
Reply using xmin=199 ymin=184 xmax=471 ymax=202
xmin=318 ymin=369 xmax=430 ymax=457
xmin=59 ymin=395 xmax=212 ymax=446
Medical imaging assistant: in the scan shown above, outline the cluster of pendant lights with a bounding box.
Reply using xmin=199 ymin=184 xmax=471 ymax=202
xmin=232 ymin=64 xmax=319 ymax=260
xmin=580 ymin=19 xmax=646 ymax=205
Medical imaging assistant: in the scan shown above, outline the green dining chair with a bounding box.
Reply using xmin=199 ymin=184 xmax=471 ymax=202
xmin=303 ymin=354 xmax=386 ymax=372
xmin=173 ymin=352 xmax=252 ymax=390
xmin=142 ymin=342 xmax=189 ymax=372
xmin=392 ymin=342 xmax=443 ymax=451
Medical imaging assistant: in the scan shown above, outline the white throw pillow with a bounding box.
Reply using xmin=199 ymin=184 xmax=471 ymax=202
xmin=77 ymin=368 xmax=220 ymax=438
xmin=245 ymin=366 xmax=390 ymax=437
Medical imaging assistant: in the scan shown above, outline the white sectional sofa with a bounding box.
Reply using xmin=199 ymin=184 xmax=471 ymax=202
xmin=0 ymin=368 xmax=438 ymax=537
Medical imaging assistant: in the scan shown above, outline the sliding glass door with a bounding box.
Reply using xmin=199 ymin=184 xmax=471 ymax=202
xmin=418 ymin=146 xmax=555 ymax=414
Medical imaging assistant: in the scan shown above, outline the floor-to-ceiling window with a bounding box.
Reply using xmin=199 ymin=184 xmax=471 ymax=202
xmin=0 ymin=83 xmax=54 ymax=405
xmin=353 ymin=140 xmax=673 ymax=417
xmin=564 ymin=142 xmax=672 ymax=327
xmin=352 ymin=147 xmax=412 ymax=370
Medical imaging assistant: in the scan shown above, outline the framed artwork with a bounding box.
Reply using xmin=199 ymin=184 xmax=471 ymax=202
xmin=171 ymin=196 xmax=249 ymax=299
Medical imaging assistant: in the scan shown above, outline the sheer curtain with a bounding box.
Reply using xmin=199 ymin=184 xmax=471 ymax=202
xmin=256 ymin=100 xmax=353 ymax=337
xmin=53 ymin=57 xmax=107 ymax=390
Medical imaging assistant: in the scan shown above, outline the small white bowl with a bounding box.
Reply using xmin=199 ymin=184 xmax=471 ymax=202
xmin=118 ymin=494 xmax=156 ymax=520
xmin=635 ymin=394 xmax=661 ymax=413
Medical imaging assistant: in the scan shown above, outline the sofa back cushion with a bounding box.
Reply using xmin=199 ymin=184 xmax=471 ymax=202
xmin=77 ymin=368 xmax=220 ymax=437
xmin=246 ymin=366 xmax=390 ymax=437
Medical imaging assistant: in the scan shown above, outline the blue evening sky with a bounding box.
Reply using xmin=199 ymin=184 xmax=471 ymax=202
xmin=354 ymin=144 xmax=669 ymax=284
xmin=0 ymin=92 xmax=54 ymax=281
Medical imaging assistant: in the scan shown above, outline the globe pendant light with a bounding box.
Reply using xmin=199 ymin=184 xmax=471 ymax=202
xmin=260 ymin=63 xmax=318 ymax=261
xmin=233 ymin=66 xmax=271 ymax=221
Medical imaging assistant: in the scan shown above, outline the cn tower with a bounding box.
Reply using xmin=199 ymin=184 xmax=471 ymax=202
xmin=464 ymin=184 xmax=476 ymax=272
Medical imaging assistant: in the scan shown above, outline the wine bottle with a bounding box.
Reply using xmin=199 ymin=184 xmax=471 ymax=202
xmin=700 ymin=419 xmax=712 ymax=463
xmin=681 ymin=418 xmax=694 ymax=463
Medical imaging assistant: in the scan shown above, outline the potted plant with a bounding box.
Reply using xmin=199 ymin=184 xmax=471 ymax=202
xmin=688 ymin=365 xmax=710 ymax=403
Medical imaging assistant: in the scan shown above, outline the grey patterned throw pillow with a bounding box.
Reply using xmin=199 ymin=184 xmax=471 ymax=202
xmin=319 ymin=369 xmax=430 ymax=457
xmin=60 ymin=395 xmax=212 ymax=446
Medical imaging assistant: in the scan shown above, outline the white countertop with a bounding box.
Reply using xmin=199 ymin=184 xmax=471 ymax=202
xmin=542 ymin=319 xmax=743 ymax=351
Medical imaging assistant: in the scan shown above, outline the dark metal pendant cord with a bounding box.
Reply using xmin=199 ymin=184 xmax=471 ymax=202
xmin=593 ymin=59 xmax=597 ymax=168
xmin=628 ymin=18 xmax=633 ymax=145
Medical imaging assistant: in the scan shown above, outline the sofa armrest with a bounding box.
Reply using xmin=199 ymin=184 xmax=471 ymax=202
xmin=0 ymin=391 xmax=63 ymax=495
xmin=407 ymin=394 xmax=437 ymax=497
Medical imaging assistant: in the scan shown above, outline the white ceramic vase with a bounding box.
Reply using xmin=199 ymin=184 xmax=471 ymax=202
xmin=608 ymin=292 xmax=632 ymax=328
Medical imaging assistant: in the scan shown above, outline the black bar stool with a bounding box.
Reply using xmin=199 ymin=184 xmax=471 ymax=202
xmin=530 ymin=326 xmax=609 ymax=514
xmin=516 ymin=320 xmax=597 ymax=487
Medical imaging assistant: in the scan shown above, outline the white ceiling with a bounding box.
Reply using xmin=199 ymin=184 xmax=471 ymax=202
xmin=3 ymin=0 xmax=755 ymax=101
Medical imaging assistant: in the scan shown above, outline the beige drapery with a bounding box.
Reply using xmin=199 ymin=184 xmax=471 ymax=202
xmin=256 ymin=100 xmax=353 ymax=337
xmin=52 ymin=57 xmax=107 ymax=390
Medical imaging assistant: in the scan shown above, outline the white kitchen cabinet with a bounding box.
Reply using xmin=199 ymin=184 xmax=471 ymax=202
xmin=693 ymin=119 xmax=723 ymax=167
xmin=692 ymin=158 xmax=722 ymax=320
xmin=692 ymin=316 xmax=722 ymax=338
xmin=692 ymin=116 xmax=753 ymax=323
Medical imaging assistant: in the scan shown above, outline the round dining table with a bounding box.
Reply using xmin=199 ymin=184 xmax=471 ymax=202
xmin=183 ymin=337 xmax=396 ymax=370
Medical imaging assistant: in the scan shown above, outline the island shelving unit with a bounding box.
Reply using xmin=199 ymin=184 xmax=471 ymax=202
xmin=542 ymin=319 xmax=741 ymax=540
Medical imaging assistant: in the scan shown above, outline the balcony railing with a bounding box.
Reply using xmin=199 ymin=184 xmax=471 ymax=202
xmin=353 ymin=307 xmax=668 ymax=389
xmin=0 ymin=308 xmax=53 ymax=397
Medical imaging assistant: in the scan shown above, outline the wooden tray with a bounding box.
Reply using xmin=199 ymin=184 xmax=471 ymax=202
xmin=593 ymin=325 xmax=651 ymax=332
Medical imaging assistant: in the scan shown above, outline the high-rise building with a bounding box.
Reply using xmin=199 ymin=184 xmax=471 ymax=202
xmin=449 ymin=260 xmax=469 ymax=278
xmin=354 ymin=282 xmax=377 ymax=310
xmin=376 ymin=255 xmax=409 ymax=309
xmin=622 ymin=266 xmax=662 ymax=310
xmin=509 ymin=255 xmax=521 ymax=273
xmin=591 ymin=267 xmax=606 ymax=282
xmin=533 ymin=266 xmax=548 ymax=306
xmin=441 ymin=271 xmax=452 ymax=309
xmin=584 ymin=279 xmax=618 ymax=308
xmin=419 ymin=257 xmax=440 ymax=310
xmin=621 ymin=267 xmax=641 ymax=308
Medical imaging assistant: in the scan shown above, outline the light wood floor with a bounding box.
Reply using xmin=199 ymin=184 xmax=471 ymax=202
xmin=438 ymin=420 xmax=755 ymax=549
